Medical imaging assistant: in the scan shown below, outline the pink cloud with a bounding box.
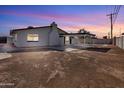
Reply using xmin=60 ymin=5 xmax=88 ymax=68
xmin=1 ymin=10 xmax=123 ymax=38
xmin=60 ymin=23 xmax=124 ymax=38
xmin=0 ymin=10 xmax=106 ymax=25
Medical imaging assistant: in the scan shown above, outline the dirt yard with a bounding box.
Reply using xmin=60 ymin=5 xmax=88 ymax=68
xmin=0 ymin=46 xmax=124 ymax=88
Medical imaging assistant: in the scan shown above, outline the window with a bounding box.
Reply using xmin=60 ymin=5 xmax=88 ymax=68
xmin=27 ymin=34 xmax=39 ymax=42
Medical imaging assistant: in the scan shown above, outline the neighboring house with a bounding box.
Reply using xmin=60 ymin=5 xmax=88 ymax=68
xmin=60 ymin=29 xmax=96 ymax=45
xmin=10 ymin=22 xmax=68 ymax=47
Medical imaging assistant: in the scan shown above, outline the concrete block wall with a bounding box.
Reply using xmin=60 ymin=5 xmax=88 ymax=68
xmin=115 ymin=36 xmax=124 ymax=49
xmin=92 ymin=39 xmax=112 ymax=44
xmin=123 ymin=36 xmax=124 ymax=49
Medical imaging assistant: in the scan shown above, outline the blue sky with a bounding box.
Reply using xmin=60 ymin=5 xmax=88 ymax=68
xmin=0 ymin=5 xmax=124 ymax=37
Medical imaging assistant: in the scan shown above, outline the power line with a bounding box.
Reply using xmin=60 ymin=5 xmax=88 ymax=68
xmin=113 ymin=5 xmax=121 ymax=25
xmin=113 ymin=5 xmax=117 ymax=13
xmin=106 ymin=5 xmax=121 ymax=40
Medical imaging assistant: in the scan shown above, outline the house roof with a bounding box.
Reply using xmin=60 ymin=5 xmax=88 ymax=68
xmin=60 ymin=32 xmax=96 ymax=36
xmin=57 ymin=28 xmax=68 ymax=34
xmin=10 ymin=26 xmax=68 ymax=35
xmin=60 ymin=28 xmax=96 ymax=36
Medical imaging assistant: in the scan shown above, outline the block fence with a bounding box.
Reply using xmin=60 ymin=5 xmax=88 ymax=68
xmin=114 ymin=36 xmax=124 ymax=49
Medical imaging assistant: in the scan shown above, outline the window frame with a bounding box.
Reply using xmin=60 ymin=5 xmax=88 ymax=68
xmin=27 ymin=34 xmax=39 ymax=42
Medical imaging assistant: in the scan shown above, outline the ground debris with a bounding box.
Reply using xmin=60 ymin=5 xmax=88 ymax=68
xmin=0 ymin=47 xmax=124 ymax=88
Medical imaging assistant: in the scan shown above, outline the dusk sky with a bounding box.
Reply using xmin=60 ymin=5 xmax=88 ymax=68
xmin=0 ymin=5 xmax=124 ymax=38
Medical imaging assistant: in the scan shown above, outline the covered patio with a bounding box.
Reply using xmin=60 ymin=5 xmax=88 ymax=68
xmin=60 ymin=29 xmax=96 ymax=47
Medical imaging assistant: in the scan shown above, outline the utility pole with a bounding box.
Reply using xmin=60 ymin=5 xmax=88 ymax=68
xmin=107 ymin=13 xmax=116 ymax=39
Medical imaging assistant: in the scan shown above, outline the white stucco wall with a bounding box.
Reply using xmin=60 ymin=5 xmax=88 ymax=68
xmin=10 ymin=21 xmax=68 ymax=47
xmin=59 ymin=37 xmax=65 ymax=46
xmin=116 ymin=37 xmax=120 ymax=47
xmin=122 ymin=36 xmax=124 ymax=49
xmin=49 ymin=26 xmax=60 ymax=46
xmin=118 ymin=37 xmax=122 ymax=48
xmin=12 ymin=26 xmax=63 ymax=47
xmin=14 ymin=28 xmax=49 ymax=47
xmin=115 ymin=36 xmax=124 ymax=49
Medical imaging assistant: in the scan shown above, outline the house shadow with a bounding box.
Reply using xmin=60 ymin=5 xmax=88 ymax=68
xmin=5 ymin=45 xmax=111 ymax=53
xmin=84 ymin=47 xmax=111 ymax=52
xmin=7 ymin=46 xmax=65 ymax=53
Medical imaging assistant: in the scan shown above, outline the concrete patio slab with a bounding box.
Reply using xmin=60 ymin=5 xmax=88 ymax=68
xmin=0 ymin=53 xmax=12 ymax=60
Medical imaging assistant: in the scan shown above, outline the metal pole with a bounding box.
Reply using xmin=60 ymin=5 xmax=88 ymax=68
xmin=110 ymin=14 xmax=113 ymax=39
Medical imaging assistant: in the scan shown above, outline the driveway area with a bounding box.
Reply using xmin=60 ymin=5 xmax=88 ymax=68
xmin=0 ymin=44 xmax=12 ymax=60
xmin=0 ymin=45 xmax=124 ymax=88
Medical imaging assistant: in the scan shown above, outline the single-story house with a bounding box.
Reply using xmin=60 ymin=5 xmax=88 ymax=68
xmin=10 ymin=22 xmax=96 ymax=47
xmin=10 ymin=22 xmax=68 ymax=47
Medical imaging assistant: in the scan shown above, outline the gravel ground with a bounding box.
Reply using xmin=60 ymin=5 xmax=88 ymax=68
xmin=0 ymin=46 xmax=124 ymax=88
